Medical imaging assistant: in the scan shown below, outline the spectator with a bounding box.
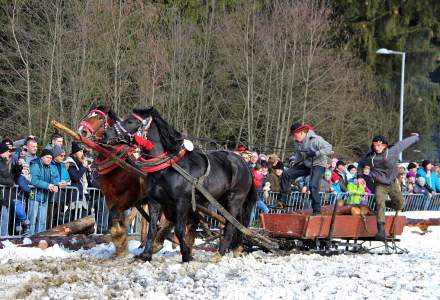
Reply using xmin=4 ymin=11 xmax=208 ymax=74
xmin=346 ymin=175 xmax=367 ymax=205
xmin=14 ymin=163 xmax=31 ymax=236
xmin=268 ymin=153 xmax=280 ymax=172
xmin=398 ymin=172 xmax=409 ymax=193
xmin=1 ymin=138 xmax=14 ymax=151
xmin=346 ymin=164 xmax=357 ymax=181
xmin=407 ymin=162 xmax=418 ymax=174
xmin=361 ymin=165 xmax=375 ymax=192
xmin=331 ymin=172 xmax=343 ymax=194
xmin=250 ymin=164 xmax=269 ymax=222
xmin=51 ymin=146 xmax=70 ymax=186
xmin=0 ymin=141 xmax=21 ymax=236
xmin=406 ymin=171 xmax=416 ymax=193
xmin=249 ymin=152 xmax=259 ymax=168
xmin=333 ymin=160 xmax=348 ymax=192
xmin=417 ymin=160 xmax=440 ymax=193
xmin=413 ymin=176 xmax=433 ymax=196
xmin=268 ymin=161 xmax=284 ymax=193
xmin=319 ymin=169 xmax=333 ymax=193
xmin=44 ymin=133 xmax=63 ymax=151
xmin=14 ymin=137 xmax=38 ymax=166
xmin=258 ymin=154 xmax=268 ymax=163
xmin=65 ymin=142 xmax=90 ymax=213
xmin=434 ymin=164 xmax=440 ymax=178
xmin=29 ymin=149 xmax=59 ymax=234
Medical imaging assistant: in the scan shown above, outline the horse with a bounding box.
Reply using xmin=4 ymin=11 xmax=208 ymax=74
xmin=77 ymin=106 xmax=167 ymax=256
xmin=103 ymin=107 xmax=256 ymax=262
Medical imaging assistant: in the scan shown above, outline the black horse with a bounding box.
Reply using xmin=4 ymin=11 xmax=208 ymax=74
xmin=103 ymin=107 xmax=256 ymax=262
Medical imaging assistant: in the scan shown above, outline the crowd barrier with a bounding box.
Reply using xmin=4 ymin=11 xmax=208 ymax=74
xmin=1 ymin=184 xmax=439 ymax=238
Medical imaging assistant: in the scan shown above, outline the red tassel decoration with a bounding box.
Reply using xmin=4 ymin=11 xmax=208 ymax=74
xmin=134 ymin=135 xmax=155 ymax=150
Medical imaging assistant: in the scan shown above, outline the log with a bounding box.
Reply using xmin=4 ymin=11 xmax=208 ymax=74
xmin=0 ymin=234 xmax=111 ymax=251
xmin=34 ymin=215 xmax=95 ymax=237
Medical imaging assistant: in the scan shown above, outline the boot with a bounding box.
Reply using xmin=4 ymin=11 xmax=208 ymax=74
xmin=375 ymin=222 xmax=386 ymax=241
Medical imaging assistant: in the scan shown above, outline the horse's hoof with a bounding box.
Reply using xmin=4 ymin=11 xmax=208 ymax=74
xmin=134 ymin=254 xmax=152 ymax=262
xmin=182 ymin=255 xmax=193 ymax=263
xmin=232 ymin=246 xmax=244 ymax=258
xmin=210 ymin=252 xmax=222 ymax=263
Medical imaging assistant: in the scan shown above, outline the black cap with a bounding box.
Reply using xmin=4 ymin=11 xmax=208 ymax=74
xmin=40 ymin=149 xmax=53 ymax=158
xmin=422 ymin=160 xmax=432 ymax=169
xmin=290 ymin=122 xmax=303 ymax=133
xmin=273 ymin=161 xmax=284 ymax=170
xmin=71 ymin=141 xmax=83 ymax=155
xmin=407 ymin=162 xmax=417 ymax=170
xmin=336 ymin=160 xmax=346 ymax=167
xmin=372 ymin=135 xmax=388 ymax=145
xmin=0 ymin=142 xmax=10 ymax=155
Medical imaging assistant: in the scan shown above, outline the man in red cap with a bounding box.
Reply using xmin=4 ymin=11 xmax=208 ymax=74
xmin=279 ymin=123 xmax=332 ymax=214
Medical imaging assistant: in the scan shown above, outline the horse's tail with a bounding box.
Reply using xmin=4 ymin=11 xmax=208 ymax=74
xmin=242 ymin=181 xmax=257 ymax=227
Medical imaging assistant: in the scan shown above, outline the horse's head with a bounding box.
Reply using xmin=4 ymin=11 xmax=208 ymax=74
xmin=77 ymin=105 xmax=118 ymax=141
xmin=103 ymin=107 xmax=183 ymax=154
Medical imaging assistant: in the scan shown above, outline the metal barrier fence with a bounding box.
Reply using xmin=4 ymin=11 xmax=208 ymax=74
xmin=1 ymin=184 xmax=440 ymax=238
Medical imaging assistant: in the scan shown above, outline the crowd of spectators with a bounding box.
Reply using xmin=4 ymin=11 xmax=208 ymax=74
xmin=0 ymin=134 xmax=97 ymax=236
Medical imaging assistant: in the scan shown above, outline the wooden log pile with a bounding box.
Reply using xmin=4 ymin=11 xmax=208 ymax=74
xmin=0 ymin=216 xmax=111 ymax=250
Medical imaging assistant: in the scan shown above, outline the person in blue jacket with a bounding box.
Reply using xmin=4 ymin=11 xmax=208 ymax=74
xmin=416 ymin=160 xmax=440 ymax=193
xmin=29 ymin=149 xmax=60 ymax=234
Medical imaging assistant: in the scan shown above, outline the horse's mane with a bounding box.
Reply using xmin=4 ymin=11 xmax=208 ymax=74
xmin=133 ymin=107 xmax=183 ymax=154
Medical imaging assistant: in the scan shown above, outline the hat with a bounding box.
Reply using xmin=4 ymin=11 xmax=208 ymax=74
xmin=336 ymin=160 xmax=346 ymax=167
xmin=40 ymin=149 xmax=53 ymax=158
xmin=259 ymin=154 xmax=268 ymax=161
xmin=0 ymin=142 xmax=10 ymax=155
xmin=417 ymin=176 xmax=426 ymax=185
xmin=406 ymin=171 xmax=416 ymax=178
xmin=407 ymin=162 xmax=417 ymax=170
xmin=268 ymin=153 xmax=280 ymax=161
xmin=372 ymin=135 xmax=388 ymax=145
xmin=324 ymin=169 xmax=332 ymax=177
xmin=273 ymin=161 xmax=284 ymax=170
xmin=290 ymin=123 xmax=314 ymax=134
xmin=422 ymin=160 xmax=432 ymax=169
xmin=52 ymin=145 xmax=65 ymax=158
xmin=71 ymin=142 xmax=83 ymax=155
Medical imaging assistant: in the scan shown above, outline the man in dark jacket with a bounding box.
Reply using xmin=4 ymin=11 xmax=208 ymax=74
xmin=358 ymin=134 xmax=419 ymax=240
xmin=279 ymin=123 xmax=332 ymax=214
xmin=0 ymin=141 xmax=22 ymax=235
xmin=333 ymin=160 xmax=348 ymax=192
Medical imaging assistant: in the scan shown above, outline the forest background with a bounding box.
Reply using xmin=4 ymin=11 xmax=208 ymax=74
xmin=1 ymin=0 xmax=439 ymax=162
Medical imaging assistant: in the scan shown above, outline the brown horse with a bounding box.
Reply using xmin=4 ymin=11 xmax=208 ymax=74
xmin=77 ymin=106 xmax=149 ymax=256
xmin=77 ymin=106 xmax=191 ymax=256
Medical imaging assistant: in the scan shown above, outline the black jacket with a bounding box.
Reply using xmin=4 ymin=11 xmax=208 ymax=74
xmin=358 ymin=136 xmax=419 ymax=185
xmin=0 ymin=158 xmax=21 ymax=207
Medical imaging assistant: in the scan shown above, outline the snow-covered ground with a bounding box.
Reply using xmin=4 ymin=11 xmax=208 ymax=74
xmin=1 ymin=212 xmax=439 ymax=300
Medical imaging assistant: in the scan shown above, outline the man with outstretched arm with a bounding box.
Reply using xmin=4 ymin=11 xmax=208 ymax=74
xmin=357 ymin=133 xmax=419 ymax=240
xmin=279 ymin=123 xmax=332 ymax=214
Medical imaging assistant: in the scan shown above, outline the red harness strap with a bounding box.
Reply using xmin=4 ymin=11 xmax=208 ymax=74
xmin=95 ymin=144 xmax=130 ymax=175
xmin=138 ymin=149 xmax=187 ymax=173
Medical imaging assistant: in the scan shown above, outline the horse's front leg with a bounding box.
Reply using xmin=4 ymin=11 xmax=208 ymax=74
xmin=175 ymin=203 xmax=193 ymax=263
xmin=110 ymin=207 xmax=128 ymax=257
xmin=135 ymin=199 xmax=160 ymax=262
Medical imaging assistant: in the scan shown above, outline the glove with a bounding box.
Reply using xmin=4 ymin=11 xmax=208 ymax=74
xmin=306 ymin=149 xmax=316 ymax=158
